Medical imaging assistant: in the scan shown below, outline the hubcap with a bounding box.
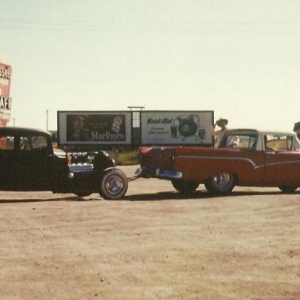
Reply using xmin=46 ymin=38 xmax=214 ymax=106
xmin=105 ymin=174 xmax=124 ymax=195
xmin=212 ymin=172 xmax=232 ymax=190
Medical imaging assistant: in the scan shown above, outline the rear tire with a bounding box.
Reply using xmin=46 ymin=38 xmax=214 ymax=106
xmin=171 ymin=179 xmax=199 ymax=194
xmin=99 ymin=169 xmax=128 ymax=200
xmin=204 ymin=172 xmax=235 ymax=194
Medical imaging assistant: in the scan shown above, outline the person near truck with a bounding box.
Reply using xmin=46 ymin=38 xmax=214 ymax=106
xmin=211 ymin=118 xmax=228 ymax=147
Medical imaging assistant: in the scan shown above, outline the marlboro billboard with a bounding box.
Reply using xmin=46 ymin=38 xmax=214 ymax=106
xmin=0 ymin=62 xmax=12 ymax=125
xmin=57 ymin=111 xmax=132 ymax=145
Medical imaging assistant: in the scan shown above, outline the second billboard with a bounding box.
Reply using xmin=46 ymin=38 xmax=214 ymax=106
xmin=141 ymin=111 xmax=214 ymax=145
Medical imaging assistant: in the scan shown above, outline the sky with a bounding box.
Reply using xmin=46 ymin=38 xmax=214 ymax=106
xmin=0 ymin=0 xmax=300 ymax=132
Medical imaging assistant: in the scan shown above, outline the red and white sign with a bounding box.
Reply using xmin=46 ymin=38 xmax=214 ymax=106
xmin=0 ymin=62 xmax=12 ymax=124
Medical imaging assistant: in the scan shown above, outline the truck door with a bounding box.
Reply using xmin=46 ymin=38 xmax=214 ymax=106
xmin=263 ymin=134 xmax=299 ymax=185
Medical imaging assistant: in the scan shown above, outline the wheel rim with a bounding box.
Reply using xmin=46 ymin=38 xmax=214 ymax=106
xmin=104 ymin=174 xmax=125 ymax=196
xmin=212 ymin=172 xmax=234 ymax=191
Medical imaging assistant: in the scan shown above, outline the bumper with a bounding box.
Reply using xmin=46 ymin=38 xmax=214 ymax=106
xmin=135 ymin=167 xmax=182 ymax=179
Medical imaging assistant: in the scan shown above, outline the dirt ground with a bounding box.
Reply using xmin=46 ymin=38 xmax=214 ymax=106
xmin=0 ymin=166 xmax=299 ymax=300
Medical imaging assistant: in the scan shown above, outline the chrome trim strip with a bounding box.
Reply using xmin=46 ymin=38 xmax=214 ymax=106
xmin=176 ymin=155 xmax=300 ymax=170
xmin=264 ymin=160 xmax=300 ymax=168
xmin=177 ymin=155 xmax=257 ymax=167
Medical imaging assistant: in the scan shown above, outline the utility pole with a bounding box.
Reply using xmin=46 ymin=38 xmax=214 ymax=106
xmin=127 ymin=106 xmax=145 ymax=145
xmin=46 ymin=109 xmax=49 ymax=131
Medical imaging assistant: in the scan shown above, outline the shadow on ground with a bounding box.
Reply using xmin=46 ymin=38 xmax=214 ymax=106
xmin=125 ymin=189 xmax=300 ymax=201
xmin=0 ymin=190 xmax=299 ymax=203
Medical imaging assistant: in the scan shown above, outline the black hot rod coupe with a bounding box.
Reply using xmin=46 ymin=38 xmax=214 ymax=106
xmin=0 ymin=127 xmax=128 ymax=199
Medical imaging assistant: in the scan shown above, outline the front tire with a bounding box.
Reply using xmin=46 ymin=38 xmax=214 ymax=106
xmin=99 ymin=169 xmax=128 ymax=200
xmin=204 ymin=172 xmax=235 ymax=194
xmin=171 ymin=179 xmax=199 ymax=194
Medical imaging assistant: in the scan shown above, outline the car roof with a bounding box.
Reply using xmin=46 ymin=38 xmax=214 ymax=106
xmin=0 ymin=126 xmax=51 ymax=136
xmin=225 ymin=128 xmax=296 ymax=136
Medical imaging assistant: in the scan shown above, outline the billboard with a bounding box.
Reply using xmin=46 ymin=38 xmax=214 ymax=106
xmin=141 ymin=111 xmax=214 ymax=145
xmin=0 ymin=62 xmax=12 ymax=124
xmin=58 ymin=111 xmax=132 ymax=145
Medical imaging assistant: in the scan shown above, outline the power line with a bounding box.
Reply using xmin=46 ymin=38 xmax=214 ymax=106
xmin=1 ymin=18 xmax=299 ymax=34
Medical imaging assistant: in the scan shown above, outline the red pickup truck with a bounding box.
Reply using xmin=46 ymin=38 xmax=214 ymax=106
xmin=136 ymin=129 xmax=300 ymax=194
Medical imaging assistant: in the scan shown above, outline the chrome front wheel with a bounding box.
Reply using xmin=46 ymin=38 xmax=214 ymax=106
xmin=99 ymin=169 xmax=128 ymax=200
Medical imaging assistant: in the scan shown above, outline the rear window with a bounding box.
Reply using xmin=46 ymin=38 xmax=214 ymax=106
xmin=0 ymin=135 xmax=15 ymax=150
xmin=219 ymin=134 xmax=257 ymax=149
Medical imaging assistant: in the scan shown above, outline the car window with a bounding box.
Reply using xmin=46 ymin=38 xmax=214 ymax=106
xmin=20 ymin=135 xmax=48 ymax=151
xmin=221 ymin=134 xmax=257 ymax=149
xmin=31 ymin=136 xmax=48 ymax=149
xmin=264 ymin=134 xmax=295 ymax=151
xmin=0 ymin=135 xmax=15 ymax=150
xmin=20 ymin=137 xmax=31 ymax=150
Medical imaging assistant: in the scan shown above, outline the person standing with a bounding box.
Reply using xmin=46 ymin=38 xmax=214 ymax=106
xmin=211 ymin=118 xmax=228 ymax=147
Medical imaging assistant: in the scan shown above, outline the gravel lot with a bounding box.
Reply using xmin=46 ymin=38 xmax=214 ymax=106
xmin=0 ymin=166 xmax=299 ymax=300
